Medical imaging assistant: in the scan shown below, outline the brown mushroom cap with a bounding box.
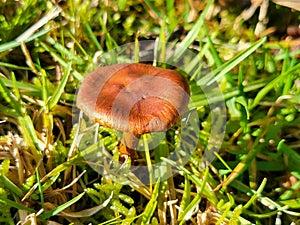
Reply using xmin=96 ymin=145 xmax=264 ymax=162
xmin=76 ymin=63 xmax=190 ymax=136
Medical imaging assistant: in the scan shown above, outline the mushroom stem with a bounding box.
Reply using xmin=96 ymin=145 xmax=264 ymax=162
xmin=119 ymin=132 xmax=139 ymax=160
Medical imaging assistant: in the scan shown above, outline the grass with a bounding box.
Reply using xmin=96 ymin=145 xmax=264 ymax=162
xmin=0 ymin=0 xmax=300 ymax=224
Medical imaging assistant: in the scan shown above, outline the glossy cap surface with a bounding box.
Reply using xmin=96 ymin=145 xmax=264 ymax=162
xmin=76 ymin=63 xmax=190 ymax=135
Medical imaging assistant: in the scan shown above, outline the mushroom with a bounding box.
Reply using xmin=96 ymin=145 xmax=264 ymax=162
xmin=76 ymin=63 xmax=190 ymax=160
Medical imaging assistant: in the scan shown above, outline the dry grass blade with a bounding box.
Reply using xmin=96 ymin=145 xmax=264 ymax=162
xmin=16 ymin=5 xmax=62 ymax=42
xmin=58 ymin=192 xmax=113 ymax=218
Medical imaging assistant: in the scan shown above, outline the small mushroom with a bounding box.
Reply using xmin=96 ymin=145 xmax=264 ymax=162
xmin=76 ymin=63 xmax=190 ymax=160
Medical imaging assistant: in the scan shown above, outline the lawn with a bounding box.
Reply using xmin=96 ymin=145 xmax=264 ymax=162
xmin=0 ymin=0 xmax=300 ymax=224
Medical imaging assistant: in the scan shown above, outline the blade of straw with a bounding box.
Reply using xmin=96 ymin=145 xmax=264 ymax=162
xmin=16 ymin=5 xmax=62 ymax=42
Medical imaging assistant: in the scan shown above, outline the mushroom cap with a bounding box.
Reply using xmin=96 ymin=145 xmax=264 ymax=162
xmin=76 ymin=63 xmax=190 ymax=135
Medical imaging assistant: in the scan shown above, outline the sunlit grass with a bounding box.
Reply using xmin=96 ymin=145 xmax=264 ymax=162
xmin=0 ymin=0 xmax=300 ymax=224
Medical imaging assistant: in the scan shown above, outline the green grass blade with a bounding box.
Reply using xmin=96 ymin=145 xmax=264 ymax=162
xmin=41 ymin=192 xmax=85 ymax=219
xmin=134 ymin=35 xmax=139 ymax=63
xmin=0 ymin=62 xmax=30 ymax=70
xmin=18 ymin=115 xmax=42 ymax=155
xmin=243 ymin=178 xmax=267 ymax=209
xmin=1 ymin=76 xmax=73 ymax=101
xmin=230 ymin=204 xmax=243 ymax=224
xmin=174 ymin=0 xmax=214 ymax=60
xmin=40 ymin=69 xmax=49 ymax=113
xmin=84 ymin=22 xmax=103 ymax=51
xmin=279 ymin=198 xmax=300 ymax=209
xmin=215 ymin=139 xmax=263 ymax=192
xmin=0 ymin=75 xmax=23 ymax=116
xmin=166 ymin=0 xmax=177 ymax=32
xmin=0 ymin=174 xmax=24 ymax=197
xmin=0 ymin=104 xmax=19 ymax=117
xmin=0 ymin=77 xmax=41 ymax=95
xmin=0 ymin=28 xmax=52 ymax=53
xmin=140 ymin=180 xmax=160 ymax=224
xmin=44 ymin=36 xmax=84 ymax=62
xmin=157 ymin=18 xmax=167 ymax=66
xmin=277 ymin=140 xmax=300 ymax=173
xmin=0 ymin=77 xmax=41 ymax=154
xmin=0 ymin=198 xmax=36 ymax=213
xmin=229 ymin=179 xmax=300 ymax=217
xmin=48 ymin=63 xmax=71 ymax=110
xmin=11 ymin=73 xmax=22 ymax=110
xmin=143 ymin=135 xmax=153 ymax=191
xmin=39 ymin=41 xmax=83 ymax=81
xmin=162 ymin=157 xmax=218 ymax=205
xmin=201 ymin=37 xmax=267 ymax=86
xmin=144 ymin=0 xmax=163 ymax=20
xmin=178 ymin=167 xmax=210 ymax=224
xmin=249 ymin=62 xmax=300 ymax=109
xmin=59 ymin=192 xmax=113 ymax=218
xmin=36 ymin=169 xmax=44 ymax=209
xmin=41 ymin=173 xmax=60 ymax=192
xmin=15 ymin=5 xmax=61 ymax=42
xmin=204 ymin=24 xmax=223 ymax=68
xmin=178 ymin=175 xmax=191 ymax=221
